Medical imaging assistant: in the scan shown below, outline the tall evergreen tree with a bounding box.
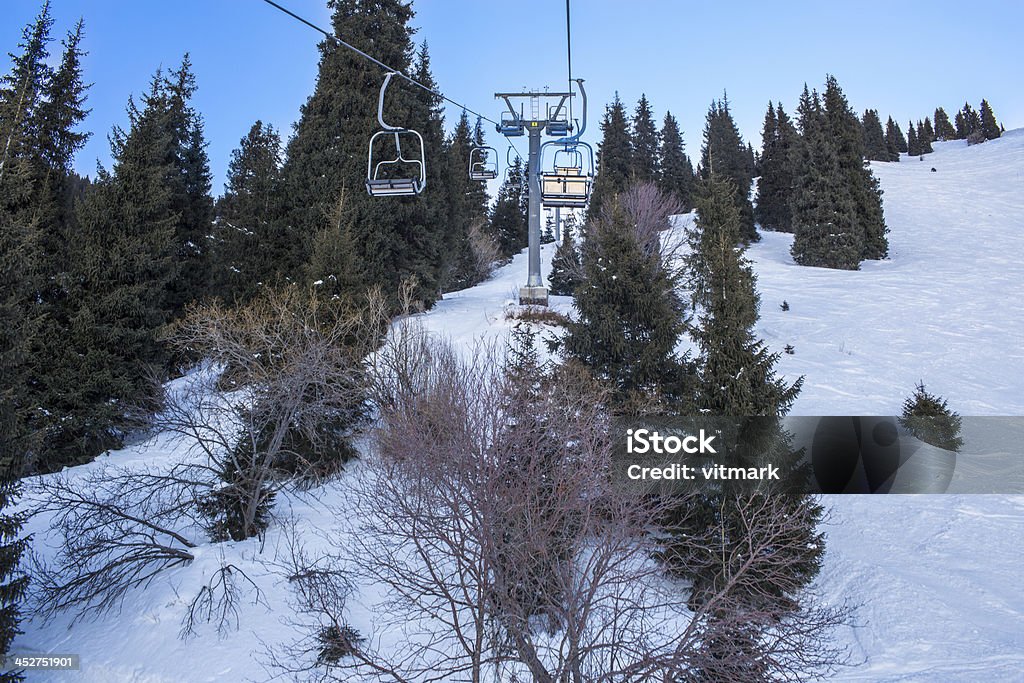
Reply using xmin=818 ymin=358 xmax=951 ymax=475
xmin=933 ymin=107 xmax=955 ymax=141
xmin=656 ymin=111 xmax=694 ymax=209
xmin=906 ymin=120 xmax=920 ymax=157
xmin=547 ymin=226 xmax=581 ymax=296
xmin=212 ymin=121 xmax=283 ymax=303
xmin=921 ymin=116 xmax=935 ymax=144
xmin=755 ymin=102 xmax=798 ymax=232
xmin=588 ymin=93 xmax=633 ymax=219
xmin=979 ymin=99 xmax=1001 ymax=141
xmin=442 ymin=110 xmax=491 ymax=289
xmin=563 ymin=192 xmax=692 ymax=409
xmin=489 ymin=156 xmax=528 ymax=257
xmin=860 ymin=109 xmax=889 ymax=161
xmin=822 ymin=76 xmax=887 ymax=260
xmin=790 ymin=86 xmax=862 ymax=269
xmin=699 ymin=95 xmax=757 ymax=242
xmin=916 ymin=120 xmax=932 ymax=154
xmin=631 ymin=93 xmax=659 ymax=182
xmin=956 ymin=102 xmax=981 ymax=139
xmin=884 ymin=116 xmax=907 ymax=158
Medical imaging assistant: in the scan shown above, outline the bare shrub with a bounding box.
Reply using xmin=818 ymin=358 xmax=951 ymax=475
xmin=180 ymin=562 xmax=267 ymax=640
xmin=467 ymin=218 xmax=501 ymax=284
xmin=504 ymin=305 xmax=571 ymax=327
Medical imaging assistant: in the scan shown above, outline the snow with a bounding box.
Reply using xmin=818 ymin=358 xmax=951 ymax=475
xmin=12 ymin=132 xmax=1024 ymax=681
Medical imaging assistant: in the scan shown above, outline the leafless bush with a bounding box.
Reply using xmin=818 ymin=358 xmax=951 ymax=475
xmin=598 ymin=181 xmax=690 ymax=283
xmin=504 ymin=305 xmax=571 ymax=327
xmin=26 ymin=465 xmax=201 ymax=623
xmin=162 ymin=285 xmax=387 ymax=540
xmin=180 ymin=562 xmax=267 ymax=640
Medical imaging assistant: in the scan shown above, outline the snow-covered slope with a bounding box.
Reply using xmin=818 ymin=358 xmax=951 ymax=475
xmin=13 ymin=132 xmax=1024 ymax=682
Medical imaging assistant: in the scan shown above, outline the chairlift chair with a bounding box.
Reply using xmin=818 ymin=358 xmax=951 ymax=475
xmin=540 ymin=143 xmax=594 ymax=208
xmin=499 ymin=112 xmax=525 ymax=137
xmin=366 ymin=72 xmax=426 ymax=197
xmin=469 ymin=145 xmax=498 ymax=181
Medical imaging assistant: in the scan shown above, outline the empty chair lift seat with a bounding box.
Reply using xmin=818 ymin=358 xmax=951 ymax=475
xmin=541 ymin=166 xmax=591 ymax=207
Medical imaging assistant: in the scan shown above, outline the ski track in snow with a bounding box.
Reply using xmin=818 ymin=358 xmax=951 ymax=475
xmin=13 ymin=134 xmax=1024 ymax=682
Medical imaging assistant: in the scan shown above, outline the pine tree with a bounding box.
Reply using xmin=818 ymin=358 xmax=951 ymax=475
xmin=790 ymin=86 xmax=862 ymax=269
xmin=588 ymin=93 xmax=633 ymax=219
xmin=921 ymin=116 xmax=935 ymax=144
xmin=489 ymin=156 xmax=528 ymax=258
xmin=213 ymin=121 xmax=283 ymax=302
xmin=916 ymin=120 xmax=932 ymax=154
xmin=755 ymin=102 xmax=798 ymax=232
xmin=656 ymin=111 xmax=694 ymax=209
xmin=441 ymin=111 xmax=491 ymax=289
xmin=562 ymin=192 xmax=692 ymax=409
xmin=860 ymin=109 xmax=889 ymax=161
xmin=933 ymin=107 xmax=955 ymax=141
xmin=956 ymin=102 xmax=981 ymax=139
xmin=884 ymin=116 xmax=906 ymax=158
xmin=699 ymin=95 xmax=757 ymax=242
xmin=899 ymin=382 xmax=963 ymax=452
xmin=979 ymin=99 xmax=1001 ymax=141
xmin=907 ymin=120 xmax=920 ymax=157
xmin=822 ymin=77 xmax=887 ymax=260
xmin=279 ymin=0 xmax=437 ymax=305
xmin=631 ymin=94 xmax=659 ymax=182
xmin=47 ymin=72 xmax=179 ymax=469
xmin=547 ymin=226 xmax=581 ymax=296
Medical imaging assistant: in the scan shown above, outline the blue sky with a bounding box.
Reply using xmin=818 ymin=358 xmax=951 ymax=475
xmin=3 ymin=0 xmax=1021 ymax=194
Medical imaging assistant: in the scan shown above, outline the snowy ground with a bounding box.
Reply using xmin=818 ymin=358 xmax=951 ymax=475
xmin=12 ymin=133 xmax=1024 ymax=681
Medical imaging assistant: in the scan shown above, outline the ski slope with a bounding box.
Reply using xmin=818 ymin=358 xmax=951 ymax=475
xmin=12 ymin=132 xmax=1024 ymax=682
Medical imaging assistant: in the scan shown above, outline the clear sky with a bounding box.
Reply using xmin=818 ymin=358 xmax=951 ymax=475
xmin=3 ymin=0 xmax=1021 ymax=195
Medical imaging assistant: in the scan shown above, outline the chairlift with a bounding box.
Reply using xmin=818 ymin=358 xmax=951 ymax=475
xmin=469 ymin=145 xmax=498 ymax=181
xmin=499 ymin=111 xmax=525 ymax=137
xmin=540 ymin=143 xmax=594 ymax=208
xmin=366 ymin=72 xmax=426 ymax=197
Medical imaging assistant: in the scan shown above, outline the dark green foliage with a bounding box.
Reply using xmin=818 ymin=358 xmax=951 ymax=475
xmin=955 ymin=102 xmax=981 ymax=140
xmin=317 ymin=624 xmax=365 ymax=664
xmin=278 ymin=2 xmax=447 ymax=306
xmin=916 ymin=120 xmax=932 ymax=154
xmin=699 ymin=95 xmax=757 ymax=243
xmin=441 ymin=111 xmax=490 ymax=289
xmin=979 ymin=99 xmax=1001 ymax=141
xmin=907 ymin=120 xmax=920 ymax=157
xmin=547 ymin=227 xmax=581 ymax=296
xmin=212 ymin=121 xmax=283 ymax=303
xmin=790 ymin=86 xmax=863 ymax=270
xmin=899 ymin=382 xmax=964 ymax=452
xmin=861 ymin=109 xmax=889 ymax=161
xmin=933 ymin=107 xmax=955 ymax=141
xmin=656 ymin=111 xmax=695 ymax=209
xmin=198 ymin=443 xmax=277 ymax=542
xmin=755 ymin=102 xmax=798 ymax=232
xmin=690 ymin=177 xmax=803 ymax=415
xmin=631 ymin=94 xmax=659 ymax=182
xmin=921 ymin=116 xmax=935 ymax=144
xmin=488 ymin=156 xmax=528 ymax=258
xmin=822 ymin=77 xmax=887 ymax=261
xmin=563 ymin=191 xmax=692 ymax=409
xmin=588 ymin=93 xmax=633 ymax=219
xmin=885 ymin=116 xmax=906 ymax=158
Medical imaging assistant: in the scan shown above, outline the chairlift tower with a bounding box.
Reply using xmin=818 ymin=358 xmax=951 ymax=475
xmin=494 ymin=88 xmax=576 ymax=306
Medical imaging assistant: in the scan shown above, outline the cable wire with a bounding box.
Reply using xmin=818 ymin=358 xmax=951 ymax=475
xmin=566 ymin=0 xmax=573 ymax=127
xmin=259 ymin=0 xmax=523 ymax=163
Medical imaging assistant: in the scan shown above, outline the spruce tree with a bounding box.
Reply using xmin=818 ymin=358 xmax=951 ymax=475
xmin=979 ymin=99 xmax=1001 ymax=140
xmin=631 ymin=94 xmax=659 ymax=182
xmin=755 ymin=102 xmax=798 ymax=232
xmin=899 ymin=382 xmax=964 ymax=452
xmin=213 ymin=121 xmax=283 ymax=303
xmin=933 ymin=107 xmax=955 ymax=141
xmin=699 ymin=95 xmax=757 ymax=242
xmin=562 ymin=192 xmax=692 ymax=409
xmin=907 ymin=120 xmax=920 ymax=157
xmin=823 ymin=77 xmax=887 ymax=260
xmin=790 ymin=86 xmax=862 ymax=269
xmin=885 ymin=116 xmax=906 ymax=158
xmin=489 ymin=156 xmax=528 ymax=258
xmin=921 ymin=116 xmax=935 ymax=144
xmin=588 ymin=93 xmax=633 ymax=219
xmin=656 ymin=111 xmax=694 ymax=209
xmin=441 ymin=111 xmax=491 ymax=289
xmin=860 ymin=109 xmax=889 ymax=161
xmin=916 ymin=120 xmax=933 ymax=154
xmin=547 ymin=226 xmax=581 ymax=296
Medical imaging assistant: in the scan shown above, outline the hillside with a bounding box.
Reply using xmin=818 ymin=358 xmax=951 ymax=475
xmin=13 ymin=132 xmax=1024 ymax=682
